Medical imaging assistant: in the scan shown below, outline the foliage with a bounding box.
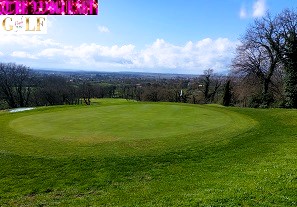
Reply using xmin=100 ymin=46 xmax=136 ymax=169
xmin=0 ymin=62 xmax=32 ymax=108
xmin=277 ymin=9 xmax=297 ymax=108
xmin=232 ymin=8 xmax=297 ymax=108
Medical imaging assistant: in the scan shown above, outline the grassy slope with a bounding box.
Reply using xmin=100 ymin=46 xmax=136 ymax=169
xmin=0 ymin=100 xmax=296 ymax=206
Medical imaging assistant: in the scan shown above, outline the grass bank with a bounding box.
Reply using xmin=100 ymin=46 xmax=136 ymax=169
xmin=0 ymin=99 xmax=296 ymax=206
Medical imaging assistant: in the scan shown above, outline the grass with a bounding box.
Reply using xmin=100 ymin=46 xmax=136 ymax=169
xmin=11 ymin=104 xmax=230 ymax=142
xmin=0 ymin=99 xmax=297 ymax=206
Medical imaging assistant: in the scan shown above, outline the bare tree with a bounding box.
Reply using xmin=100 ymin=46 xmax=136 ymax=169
xmin=80 ymin=82 xmax=94 ymax=105
xmin=232 ymin=42 xmax=280 ymax=106
xmin=198 ymin=69 xmax=222 ymax=104
xmin=241 ymin=9 xmax=297 ymax=107
xmin=230 ymin=9 xmax=297 ymax=107
xmin=15 ymin=65 xmax=33 ymax=107
xmin=0 ymin=63 xmax=32 ymax=108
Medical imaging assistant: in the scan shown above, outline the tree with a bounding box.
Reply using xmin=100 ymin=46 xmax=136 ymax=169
xmin=232 ymin=44 xmax=280 ymax=107
xmin=35 ymin=75 xmax=79 ymax=106
xmin=141 ymin=87 xmax=159 ymax=102
xmin=276 ymin=9 xmax=297 ymax=108
xmin=80 ymin=82 xmax=94 ymax=105
xmin=232 ymin=12 xmax=282 ymax=107
xmin=222 ymin=80 xmax=232 ymax=106
xmin=240 ymin=9 xmax=297 ymax=108
xmin=15 ymin=65 xmax=33 ymax=107
xmin=0 ymin=62 xmax=32 ymax=108
xmin=199 ymin=69 xmax=222 ymax=104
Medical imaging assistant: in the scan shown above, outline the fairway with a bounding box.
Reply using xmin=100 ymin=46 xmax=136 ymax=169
xmin=1 ymin=100 xmax=297 ymax=206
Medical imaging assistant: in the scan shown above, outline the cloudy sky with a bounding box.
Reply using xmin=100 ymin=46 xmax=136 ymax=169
xmin=0 ymin=0 xmax=295 ymax=74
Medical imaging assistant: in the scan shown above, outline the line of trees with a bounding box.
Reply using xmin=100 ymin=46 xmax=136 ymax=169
xmin=0 ymin=59 xmax=287 ymax=110
xmin=0 ymin=63 xmax=116 ymax=109
xmin=0 ymin=63 xmax=229 ymax=109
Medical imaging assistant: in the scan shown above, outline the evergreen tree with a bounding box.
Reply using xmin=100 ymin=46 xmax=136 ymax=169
xmin=222 ymin=80 xmax=232 ymax=106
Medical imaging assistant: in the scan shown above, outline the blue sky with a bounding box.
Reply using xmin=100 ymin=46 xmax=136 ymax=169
xmin=0 ymin=0 xmax=296 ymax=74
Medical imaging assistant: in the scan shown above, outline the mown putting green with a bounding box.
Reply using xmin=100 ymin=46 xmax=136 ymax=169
xmin=11 ymin=104 xmax=233 ymax=142
xmin=4 ymin=102 xmax=255 ymax=157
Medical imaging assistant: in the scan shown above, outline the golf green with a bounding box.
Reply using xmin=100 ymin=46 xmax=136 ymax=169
xmin=5 ymin=103 xmax=255 ymax=157
xmin=10 ymin=104 xmax=231 ymax=141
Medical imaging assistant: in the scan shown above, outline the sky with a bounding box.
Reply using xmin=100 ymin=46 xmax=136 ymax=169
xmin=0 ymin=0 xmax=296 ymax=74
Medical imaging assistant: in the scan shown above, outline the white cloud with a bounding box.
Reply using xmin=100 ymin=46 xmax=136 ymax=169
xmin=0 ymin=34 xmax=60 ymax=48
xmin=252 ymin=0 xmax=266 ymax=17
xmin=0 ymin=51 xmax=3 ymax=56
xmin=98 ymin=26 xmax=110 ymax=33
xmin=239 ymin=0 xmax=267 ymax=19
xmin=240 ymin=6 xmax=247 ymax=19
xmin=0 ymin=34 xmax=238 ymax=74
xmin=11 ymin=51 xmax=37 ymax=59
xmin=133 ymin=38 xmax=238 ymax=73
xmin=38 ymin=44 xmax=135 ymax=65
xmin=38 ymin=48 xmax=64 ymax=57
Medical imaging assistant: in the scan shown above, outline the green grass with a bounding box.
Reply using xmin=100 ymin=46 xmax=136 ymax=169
xmin=11 ymin=104 xmax=230 ymax=142
xmin=0 ymin=99 xmax=297 ymax=206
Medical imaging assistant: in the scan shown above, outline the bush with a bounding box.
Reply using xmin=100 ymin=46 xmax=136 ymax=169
xmin=0 ymin=99 xmax=9 ymax=110
xmin=248 ymin=94 xmax=274 ymax=108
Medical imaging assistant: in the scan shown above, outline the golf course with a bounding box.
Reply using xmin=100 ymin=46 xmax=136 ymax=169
xmin=0 ymin=99 xmax=296 ymax=206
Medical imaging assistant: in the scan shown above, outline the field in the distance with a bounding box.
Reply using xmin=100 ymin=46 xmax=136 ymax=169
xmin=0 ymin=99 xmax=297 ymax=206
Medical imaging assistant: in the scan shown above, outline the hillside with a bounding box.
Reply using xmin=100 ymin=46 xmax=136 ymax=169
xmin=0 ymin=99 xmax=296 ymax=206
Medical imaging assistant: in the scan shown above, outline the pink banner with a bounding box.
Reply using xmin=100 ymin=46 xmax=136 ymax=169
xmin=0 ymin=0 xmax=98 ymax=15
